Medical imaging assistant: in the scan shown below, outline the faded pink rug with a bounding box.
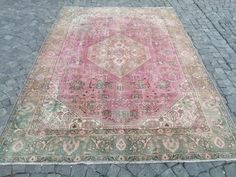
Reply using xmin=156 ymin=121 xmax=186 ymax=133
xmin=0 ymin=7 xmax=236 ymax=163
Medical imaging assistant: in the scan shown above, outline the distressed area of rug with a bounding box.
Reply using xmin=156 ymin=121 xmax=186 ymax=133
xmin=0 ymin=7 xmax=236 ymax=163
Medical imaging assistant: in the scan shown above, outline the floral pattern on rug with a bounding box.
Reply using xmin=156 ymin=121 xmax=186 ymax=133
xmin=0 ymin=7 xmax=236 ymax=163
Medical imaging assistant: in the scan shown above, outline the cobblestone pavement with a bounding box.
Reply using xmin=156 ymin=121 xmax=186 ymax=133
xmin=0 ymin=0 xmax=236 ymax=176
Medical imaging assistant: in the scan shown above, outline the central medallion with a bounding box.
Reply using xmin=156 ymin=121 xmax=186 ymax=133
xmin=87 ymin=34 xmax=150 ymax=78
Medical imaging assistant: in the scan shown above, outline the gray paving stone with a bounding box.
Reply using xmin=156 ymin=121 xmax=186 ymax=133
xmin=107 ymin=164 xmax=120 ymax=177
xmin=161 ymin=168 xmax=177 ymax=177
xmin=14 ymin=174 xmax=29 ymax=177
xmin=12 ymin=165 xmax=26 ymax=174
xmin=86 ymin=168 xmax=99 ymax=177
xmin=117 ymin=168 xmax=133 ymax=177
xmin=166 ymin=162 xmax=178 ymax=167
xmin=173 ymin=164 xmax=189 ymax=177
xmin=41 ymin=165 xmax=55 ymax=173
xmin=91 ymin=164 xmax=110 ymax=175
xmin=137 ymin=165 xmax=156 ymax=177
xmin=150 ymin=163 xmax=168 ymax=175
xmin=127 ymin=164 xmax=145 ymax=176
xmin=30 ymin=174 xmax=47 ymax=177
xmin=47 ymin=174 xmax=61 ymax=177
xmin=1 ymin=98 xmax=11 ymax=107
xmin=55 ymin=165 xmax=71 ymax=176
xmin=199 ymin=162 xmax=214 ymax=171
xmin=224 ymin=163 xmax=236 ymax=177
xmin=0 ymin=165 xmax=12 ymax=177
xmin=226 ymin=89 xmax=236 ymax=97
xmin=116 ymin=164 xmax=126 ymax=168
xmin=198 ymin=172 xmax=211 ymax=177
xmin=71 ymin=165 xmax=88 ymax=177
xmin=185 ymin=163 xmax=205 ymax=176
xmin=210 ymin=166 xmax=226 ymax=177
xmin=0 ymin=108 xmax=7 ymax=117
xmin=212 ymin=161 xmax=226 ymax=167
xmin=25 ymin=165 xmax=41 ymax=174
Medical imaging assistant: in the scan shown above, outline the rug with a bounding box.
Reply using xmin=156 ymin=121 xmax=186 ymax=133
xmin=0 ymin=7 xmax=236 ymax=163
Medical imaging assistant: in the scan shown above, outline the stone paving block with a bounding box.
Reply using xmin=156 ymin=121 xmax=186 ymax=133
xmin=107 ymin=164 xmax=120 ymax=177
xmin=30 ymin=174 xmax=47 ymax=177
xmin=25 ymin=165 xmax=41 ymax=174
xmin=41 ymin=165 xmax=55 ymax=173
xmin=213 ymin=69 xmax=227 ymax=80
xmin=224 ymin=163 xmax=236 ymax=177
xmin=14 ymin=174 xmax=30 ymax=177
xmin=85 ymin=168 xmax=99 ymax=177
xmin=91 ymin=164 xmax=110 ymax=175
xmin=149 ymin=163 xmax=168 ymax=175
xmin=166 ymin=162 xmax=178 ymax=167
xmin=117 ymin=168 xmax=133 ymax=177
xmin=222 ymin=87 xmax=236 ymax=96
xmin=127 ymin=164 xmax=145 ymax=176
xmin=198 ymin=172 xmax=211 ymax=177
xmin=185 ymin=163 xmax=205 ymax=176
xmin=209 ymin=166 xmax=226 ymax=177
xmin=71 ymin=165 xmax=88 ymax=177
xmin=226 ymin=94 xmax=236 ymax=104
xmin=47 ymin=174 xmax=61 ymax=177
xmin=55 ymin=165 xmax=71 ymax=176
xmin=230 ymin=77 xmax=236 ymax=84
xmin=199 ymin=162 xmax=214 ymax=171
xmin=172 ymin=164 xmax=189 ymax=177
xmin=0 ymin=108 xmax=7 ymax=117
xmin=137 ymin=165 xmax=156 ymax=177
xmin=0 ymin=165 xmax=12 ymax=177
xmin=0 ymin=92 xmax=7 ymax=101
xmin=161 ymin=168 xmax=177 ymax=177
xmin=12 ymin=165 xmax=26 ymax=174
xmin=5 ymin=79 xmax=17 ymax=87
xmin=1 ymin=98 xmax=11 ymax=107
xmin=116 ymin=164 xmax=126 ymax=168
xmin=229 ymin=104 xmax=236 ymax=114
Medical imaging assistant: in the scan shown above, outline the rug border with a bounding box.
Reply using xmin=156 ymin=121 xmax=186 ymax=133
xmin=174 ymin=9 xmax=236 ymax=131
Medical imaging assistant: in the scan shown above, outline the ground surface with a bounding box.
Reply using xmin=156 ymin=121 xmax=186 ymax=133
xmin=0 ymin=0 xmax=236 ymax=176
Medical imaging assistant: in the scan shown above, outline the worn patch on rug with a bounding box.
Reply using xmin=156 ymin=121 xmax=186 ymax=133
xmin=0 ymin=7 xmax=236 ymax=163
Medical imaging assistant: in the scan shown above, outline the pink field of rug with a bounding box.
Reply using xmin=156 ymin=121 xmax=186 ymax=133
xmin=0 ymin=7 xmax=236 ymax=163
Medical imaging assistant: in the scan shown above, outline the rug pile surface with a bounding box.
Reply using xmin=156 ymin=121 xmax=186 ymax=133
xmin=0 ymin=7 xmax=236 ymax=163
